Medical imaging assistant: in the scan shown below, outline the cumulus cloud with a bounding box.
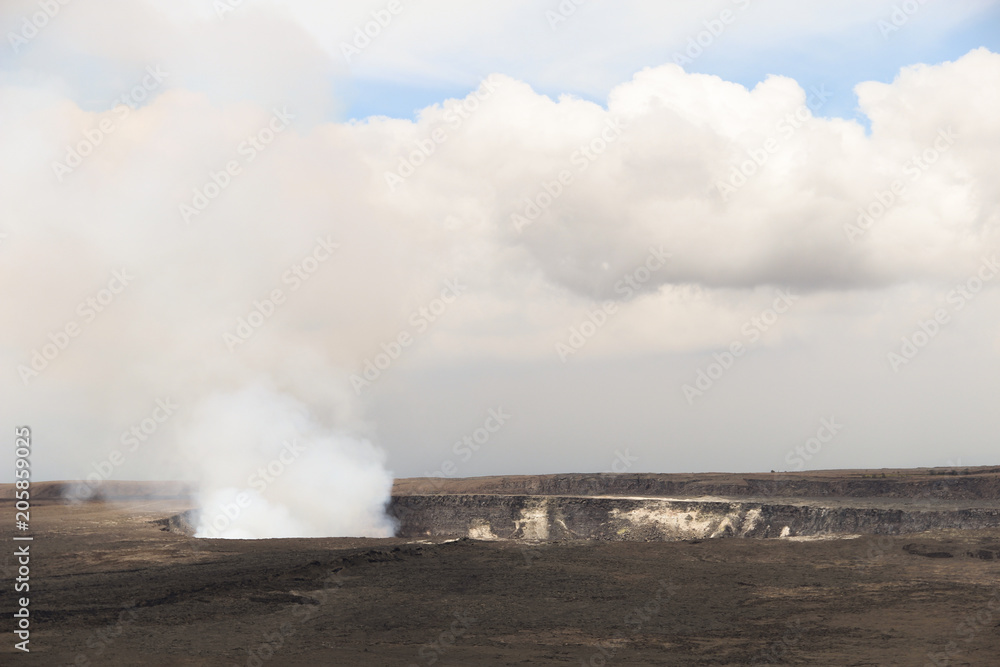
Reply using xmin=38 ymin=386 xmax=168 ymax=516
xmin=369 ymin=49 xmax=1000 ymax=297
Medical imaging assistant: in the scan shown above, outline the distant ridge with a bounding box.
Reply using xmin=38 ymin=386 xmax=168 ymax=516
xmin=393 ymin=466 xmax=1000 ymax=501
xmin=0 ymin=480 xmax=195 ymax=501
xmin=5 ymin=466 xmax=999 ymax=503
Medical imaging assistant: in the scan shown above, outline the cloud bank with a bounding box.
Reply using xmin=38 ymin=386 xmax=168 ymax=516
xmin=2 ymin=1 xmax=999 ymax=533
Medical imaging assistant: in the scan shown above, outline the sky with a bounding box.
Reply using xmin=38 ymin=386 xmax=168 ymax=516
xmin=2 ymin=1 xmax=1000 ymax=531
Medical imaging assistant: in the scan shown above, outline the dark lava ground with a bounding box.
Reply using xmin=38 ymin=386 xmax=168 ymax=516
xmin=2 ymin=482 xmax=1000 ymax=665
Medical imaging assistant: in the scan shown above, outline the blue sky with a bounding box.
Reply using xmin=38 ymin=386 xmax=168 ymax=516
xmin=342 ymin=2 xmax=1000 ymax=126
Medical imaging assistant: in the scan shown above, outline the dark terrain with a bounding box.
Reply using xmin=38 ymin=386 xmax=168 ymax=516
xmin=2 ymin=468 xmax=1000 ymax=665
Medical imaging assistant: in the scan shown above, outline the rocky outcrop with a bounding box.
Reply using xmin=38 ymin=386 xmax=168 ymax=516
xmin=388 ymin=494 xmax=1000 ymax=541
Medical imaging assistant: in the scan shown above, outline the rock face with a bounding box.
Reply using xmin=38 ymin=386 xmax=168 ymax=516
xmin=388 ymin=494 xmax=1000 ymax=541
xmin=152 ymin=468 xmax=1000 ymax=541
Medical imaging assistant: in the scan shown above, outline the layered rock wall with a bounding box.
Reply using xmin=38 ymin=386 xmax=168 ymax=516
xmin=388 ymin=494 xmax=1000 ymax=541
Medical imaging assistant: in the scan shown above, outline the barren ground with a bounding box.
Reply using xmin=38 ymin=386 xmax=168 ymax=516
xmin=2 ymin=475 xmax=1000 ymax=665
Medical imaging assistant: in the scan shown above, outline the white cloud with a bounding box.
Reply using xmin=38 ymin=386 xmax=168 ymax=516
xmin=1 ymin=1 xmax=999 ymax=496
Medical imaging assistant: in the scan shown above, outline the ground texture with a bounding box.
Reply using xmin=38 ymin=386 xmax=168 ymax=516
xmin=2 ymin=475 xmax=1000 ymax=665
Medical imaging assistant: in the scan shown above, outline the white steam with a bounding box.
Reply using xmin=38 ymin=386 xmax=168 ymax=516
xmin=180 ymin=384 xmax=395 ymax=539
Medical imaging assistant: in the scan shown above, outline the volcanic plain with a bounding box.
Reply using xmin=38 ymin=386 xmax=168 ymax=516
xmin=3 ymin=467 xmax=1000 ymax=665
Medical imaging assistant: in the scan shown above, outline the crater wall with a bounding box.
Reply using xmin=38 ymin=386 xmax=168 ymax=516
xmin=388 ymin=494 xmax=1000 ymax=541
